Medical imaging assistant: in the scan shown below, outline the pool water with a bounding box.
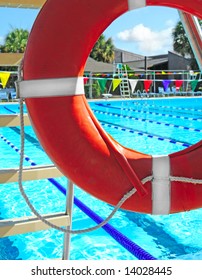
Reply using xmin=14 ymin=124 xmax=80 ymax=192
xmin=0 ymin=97 xmax=202 ymax=260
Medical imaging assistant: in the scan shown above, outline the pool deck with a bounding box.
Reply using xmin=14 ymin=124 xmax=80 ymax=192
xmin=0 ymin=94 xmax=202 ymax=106
xmin=88 ymin=95 xmax=202 ymax=102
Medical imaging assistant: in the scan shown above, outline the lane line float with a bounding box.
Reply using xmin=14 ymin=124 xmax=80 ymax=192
xmin=19 ymin=0 xmax=202 ymax=214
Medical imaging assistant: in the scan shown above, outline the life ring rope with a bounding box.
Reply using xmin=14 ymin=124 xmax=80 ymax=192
xmin=19 ymin=76 xmax=149 ymax=197
xmin=18 ymin=78 xmax=202 ymax=216
xmin=18 ymin=92 xmax=202 ymax=230
xmin=18 ymin=96 xmax=137 ymax=233
xmin=170 ymin=176 xmax=202 ymax=185
xmin=17 ymin=54 xmax=154 ymax=231
xmin=18 ymin=88 xmax=202 ymax=225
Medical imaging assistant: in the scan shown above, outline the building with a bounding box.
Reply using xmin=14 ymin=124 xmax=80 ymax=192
xmin=114 ymin=48 xmax=192 ymax=71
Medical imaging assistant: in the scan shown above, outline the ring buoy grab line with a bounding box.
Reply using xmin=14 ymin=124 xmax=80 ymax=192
xmin=18 ymin=0 xmax=202 ymax=215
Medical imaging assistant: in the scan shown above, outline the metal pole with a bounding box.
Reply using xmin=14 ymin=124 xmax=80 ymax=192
xmin=62 ymin=179 xmax=74 ymax=260
xmin=178 ymin=11 xmax=202 ymax=71
xmin=89 ymin=72 xmax=93 ymax=99
xmin=153 ymin=71 xmax=156 ymax=94
xmin=144 ymin=56 xmax=147 ymax=78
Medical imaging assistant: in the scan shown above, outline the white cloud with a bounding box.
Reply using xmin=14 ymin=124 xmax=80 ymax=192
xmin=117 ymin=23 xmax=174 ymax=55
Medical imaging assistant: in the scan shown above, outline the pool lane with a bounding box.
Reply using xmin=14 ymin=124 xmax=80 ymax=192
xmin=93 ymin=103 xmax=202 ymax=124
xmin=100 ymin=120 xmax=191 ymax=147
xmin=91 ymin=102 xmax=202 ymax=151
xmin=93 ymin=109 xmax=202 ymax=133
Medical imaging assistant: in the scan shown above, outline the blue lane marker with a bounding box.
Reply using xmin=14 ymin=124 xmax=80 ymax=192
xmin=0 ymin=135 xmax=36 ymax=166
xmin=144 ymin=105 xmax=202 ymax=119
xmin=99 ymin=120 xmax=191 ymax=148
xmin=95 ymin=103 xmax=202 ymax=122
xmin=93 ymin=109 xmax=202 ymax=133
xmin=147 ymin=103 xmax=202 ymax=114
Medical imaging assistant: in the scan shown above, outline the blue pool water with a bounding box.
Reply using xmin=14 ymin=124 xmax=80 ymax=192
xmin=0 ymin=97 xmax=202 ymax=260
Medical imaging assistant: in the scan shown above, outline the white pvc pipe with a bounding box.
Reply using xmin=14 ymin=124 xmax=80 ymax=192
xmin=62 ymin=180 xmax=74 ymax=260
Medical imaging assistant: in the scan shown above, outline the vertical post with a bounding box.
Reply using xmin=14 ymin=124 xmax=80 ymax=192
xmin=182 ymin=70 xmax=185 ymax=92
xmin=144 ymin=56 xmax=147 ymax=79
xmin=89 ymin=72 xmax=93 ymax=99
xmin=62 ymin=179 xmax=74 ymax=260
xmin=113 ymin=60 xmax=116 ymax=75
xmin=153 ymin=71 xmax=156 ymax=94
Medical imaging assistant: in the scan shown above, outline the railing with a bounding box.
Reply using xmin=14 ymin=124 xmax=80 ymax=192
xmin=0 ymin=114 xmax=30 ymax=127
xmin=0 ymin=212 xmax=69 ymax=238
xmin=0 ymin=164 xmax=62 ymax=184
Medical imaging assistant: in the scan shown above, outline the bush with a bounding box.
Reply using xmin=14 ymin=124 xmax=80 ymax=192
xmin=84 ymin=82 xmax=101 ymax=98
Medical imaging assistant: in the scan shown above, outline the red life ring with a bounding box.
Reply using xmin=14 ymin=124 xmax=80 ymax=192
xmin=20 ymin=0 xmax=202 ymax=214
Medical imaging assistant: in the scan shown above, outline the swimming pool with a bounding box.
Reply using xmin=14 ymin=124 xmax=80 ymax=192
xmin=0 ymin=97 xmax=202 ymax=260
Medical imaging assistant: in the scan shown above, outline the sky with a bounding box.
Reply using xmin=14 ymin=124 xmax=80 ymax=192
xmin=0 ymin=6 xmax=180 ymax=56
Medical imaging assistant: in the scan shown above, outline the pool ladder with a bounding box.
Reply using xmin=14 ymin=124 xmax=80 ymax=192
xmin=116 ymin=63 xmax=131 ymax=98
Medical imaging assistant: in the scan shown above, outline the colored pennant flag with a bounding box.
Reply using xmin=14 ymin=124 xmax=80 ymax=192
xmin=83 ymin=77 xmax=89 ymax=85
xmin=0 ymin=72 xmax=11 ymax=88
xmin=161 ymin=71 xmax=166 ymax=74
xmin=162 ymin=80 xmax=171 ymax=91
xmin=144 ymin=80 xmax=152 ymax=92
xmin=97 ymin=78 xmax=107 ymax=93
xmin=175 ymin=80 xmax=183 ymax=91
xmin=112 ymin=79 xmax=121 ymax=91
xmin=190 ymin=80 xmax=198 ymax=91
xmin=129 ymin=79 xmax=138 ymax=93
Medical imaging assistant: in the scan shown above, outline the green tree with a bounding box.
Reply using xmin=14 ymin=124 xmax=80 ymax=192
xmin=172 ymin=19 xmax=202 ymax=69
xmin=90 ymin=34 xmax=115 ymax=63
xmin=0 ymin=28 xmax=29 ymax=53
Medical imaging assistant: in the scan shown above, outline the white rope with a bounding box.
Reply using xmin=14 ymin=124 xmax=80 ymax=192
xmin=170 ymin=176 xmax=202 ymax=184
xmin=18 ymin=97 xmax=138 ymax=234
xmin=141 ymin=175 xmax=153 ymax=184
xmin=142 ymin=175 xmax=202 ymax=185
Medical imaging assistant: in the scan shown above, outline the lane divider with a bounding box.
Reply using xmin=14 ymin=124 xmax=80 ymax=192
xmin=0 ymin=134 xmax=36 ymax=166
xmin=0 ymin=133 xmax=156 ymax=260
xmin=145 ymin=103 xmax=202 ymax=114
xmin=95 ymin=103 xmax=202 ymax=122
xmin=93 ymin=109 xmax=202 ymax=133
xmin=99 ymin=120 xmax=191 ymax=148
xmin=141 ymin=104 xmax=202 ymax=118
xmin=149 ymin=105 xmax=202 ymax=113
